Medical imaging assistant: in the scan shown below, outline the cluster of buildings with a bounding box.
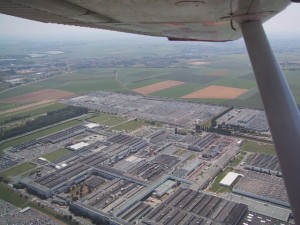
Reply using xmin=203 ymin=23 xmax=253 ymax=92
xmin=216 ymin=108 xmax=270 ymax=133
xmin=0 ymin=91 xmax=294 ymax=225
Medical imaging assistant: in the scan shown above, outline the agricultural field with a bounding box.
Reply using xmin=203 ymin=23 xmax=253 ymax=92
xmin=182 ymin=85 xmax=249 ymax=99
xmin=0 ymin=119 xmax=82 ymax=155
xmin=41 ymin=148 xmax=72 ymax=162
xmin=88 ymin=113 xmax=127 ymax=126
xmin=0 ymin=162 xmax=36 ymax=180
xmin=132 ymin=80 xmax=185 ymax=95
xmin=1 ymin=38 xmax=300 ymax=110
xmin=0 ymin=89 xmax=74 ymax=103
xmin=149 ymin=83 xmax=204 ymax=98
xmin=0 ymin=102 xmax=32 ymax=112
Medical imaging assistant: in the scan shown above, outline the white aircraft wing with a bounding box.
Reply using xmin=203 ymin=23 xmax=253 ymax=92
xmin=0 ymin=0 xmax=291 ymax=41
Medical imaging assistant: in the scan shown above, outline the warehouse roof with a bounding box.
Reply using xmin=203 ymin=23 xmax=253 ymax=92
xmin=84 ymin=123 xmax=99 ymax=129
xmin=220 ymin=172 xmax=242 ymax=187
xmin=69 ymin=142 xmax=89 ymax=150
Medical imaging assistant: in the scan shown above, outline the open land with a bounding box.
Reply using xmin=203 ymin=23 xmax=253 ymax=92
xmin=0 ymin=89 xmax=74 ymax=103
xmin=182 ymin=85 xmax=249 ymax=99
xmin=41 ymin=148 xmax=72 ymax=162
xmin=188 ymin=61 xmax=211 ymax=65
xmin=132 ymin=80 xmax=185 ymax=95
xmin=0 ymin=100 xmax=54 ymax=115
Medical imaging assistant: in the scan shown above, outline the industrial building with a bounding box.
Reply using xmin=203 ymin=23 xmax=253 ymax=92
xmin=68 ymin=142 xmax=89 ymax=151
xmin=245 ymin=153 xmax=282 ymax=176
xmin=233 ymin=171 xmax=289 ymax=207
xmin=139 ymin=188 xmax=248 ymax=225
xmin=216 ymin=108 xmax=269 ymax=132
xmin=219 ymin=172 xmax=242 ymax=187
xmin=40 ymin=125 xmax=86 ymax=144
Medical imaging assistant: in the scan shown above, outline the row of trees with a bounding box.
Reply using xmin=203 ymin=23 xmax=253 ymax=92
xmin=0 ymin=106 xmax=88 ymax=140
xmin=196 ymin=106 xmax=234 ymax=135
xmin=196 ymin=125 xmax=232 ymax=135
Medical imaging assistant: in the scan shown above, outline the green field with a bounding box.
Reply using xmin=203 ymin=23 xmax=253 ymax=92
xmin=210 ymin=77 xmax=256 ymax=89
xmin=32 ymin=68 xmax=125 ymax=94
xmin=241 ymin=140 xmax=276 ymax=155
xmin=0 ymin=85 xmax=44 ymax=100
xmin=88 ymin=113 xmax=127 ymax=126
xmin=0 ymin=119 xmax=82 ymax=155
xmin=0 ymin=102 xmax=32 ymax=111
xmin=0 ymin=162 xmax=36 ymax=180
xmin=0 ymin=183 xmax=28 ymax=207
xmin=230 ymin=154 xmax=245 ymax=167
xmin=109 ymin=120 xmax=146 ymax=132
xmin=41 ymin=148 xmax=72 ymax=162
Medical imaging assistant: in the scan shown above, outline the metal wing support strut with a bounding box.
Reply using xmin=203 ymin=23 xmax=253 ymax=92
xmin=241 ymin=20 xmax=300 ymax=224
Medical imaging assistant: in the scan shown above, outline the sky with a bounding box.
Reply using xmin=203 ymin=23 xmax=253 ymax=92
xmin=0 ymin=3 xmax=300 ymax=41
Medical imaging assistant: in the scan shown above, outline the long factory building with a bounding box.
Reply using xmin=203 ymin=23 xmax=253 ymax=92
xmin=71 ymin=185 xmax=248 ymax=225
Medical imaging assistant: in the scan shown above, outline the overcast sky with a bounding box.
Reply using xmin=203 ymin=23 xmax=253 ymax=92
xmin=0 ymin=3 xmax=300 ymax=41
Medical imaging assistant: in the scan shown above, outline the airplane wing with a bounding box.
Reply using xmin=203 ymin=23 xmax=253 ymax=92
xmin=0 ymin=0 xmax=291 ymax=41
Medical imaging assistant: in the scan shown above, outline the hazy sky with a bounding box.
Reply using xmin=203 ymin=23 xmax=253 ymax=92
xmin=0 ymin=3 xmax=300 ymax=40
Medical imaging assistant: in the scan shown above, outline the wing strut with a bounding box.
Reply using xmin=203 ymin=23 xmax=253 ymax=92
xmin=241 ymin=20 xmax=300 ymax=224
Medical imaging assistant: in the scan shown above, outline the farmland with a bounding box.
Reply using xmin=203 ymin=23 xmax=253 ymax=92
xmin=0 ymin=89 xmax=74 ymax=103
xmin=0 ymin=38 xmax=300 ymax=111
xmin=132 ymin=80 xmax=185 ymax=95
xmin=182 ymin=85 xmax=249 ymax=99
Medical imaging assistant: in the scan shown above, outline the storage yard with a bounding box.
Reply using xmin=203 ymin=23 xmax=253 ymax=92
xmin=63 ymin=91 xmax=227 ymax=128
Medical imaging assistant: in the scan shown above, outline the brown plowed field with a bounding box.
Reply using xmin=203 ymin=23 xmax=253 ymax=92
xmin=132 ymin=80 xmax=185 ymax=95
xmin=188 ymin=61 xmax=210 ymax=65
xmin=0 ymin=89 xmax=75 ymax=103
xmin=182 ymin=85 xmax=248 ymax=99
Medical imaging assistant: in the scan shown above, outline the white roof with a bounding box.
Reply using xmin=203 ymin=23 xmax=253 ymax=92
xmin=84 ymin=123 xmax=99 ymax=129
xmin=38 ymin=157 xmax=47 ymax=161
xmin=125 ymin=156 xmax=143 ymax=163
xmin=219 ymin=172 xmax=242 ymax=187
xmin=69 ymin=142 xmax=89 ymax=150
xmin=20 ymin=207 xmax=31 ymax=213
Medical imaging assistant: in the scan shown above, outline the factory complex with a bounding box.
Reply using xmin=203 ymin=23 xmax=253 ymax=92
xmin=0 ymin=91 xmax=293 ymax=225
